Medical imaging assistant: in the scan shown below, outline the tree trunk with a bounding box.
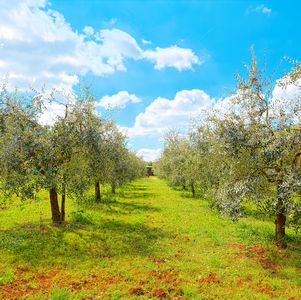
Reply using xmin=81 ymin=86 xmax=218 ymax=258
xmin=95 ymin=181 xmax=101 ymax=202
xmin=61 ymin=184 xmax=66 ymax=222
xmin=111 ymin=181 xmax=116 ymax=194
xmin=275 ymin=185 xmax=287 ymax=248
xmin=190 ymin=180 xmax=195 ymax=197
xmin=275 ymin=210 xmax=286 ymax=248
xmin=50 ymin=188 xmax=61 ymax=224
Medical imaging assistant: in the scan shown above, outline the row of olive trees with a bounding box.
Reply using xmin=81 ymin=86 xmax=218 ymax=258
xmin=0 ymin=84 xmax=145 ymax=224
xmin=155 ymin=54 xmax=301 ymax=248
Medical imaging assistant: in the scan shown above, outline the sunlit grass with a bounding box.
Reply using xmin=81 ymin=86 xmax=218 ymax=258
xmin=0 ymin=177 xmax=301 ymax=299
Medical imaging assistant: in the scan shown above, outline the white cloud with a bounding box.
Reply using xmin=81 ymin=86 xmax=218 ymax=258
xmin=143 ymin=46 xmax=200 ymax=71
xmin=39 ymin=101 xmax=66 ymax=125
xmin=270 ymin=77 xmax=301 ymax=122
xmin=0 ymin=1 xmax=200 ymax=90
xmin=137 ymin=148 xmax=161 ymax=161
xmin=142 ymin=38 xmax=152 ymax=45
xmin=98 ymin=91 xmax=141 ymax=109
xmin=123 ymin=89 xmax=213 ymax=137
xmin=83 ymin=26 xmax=94 ymax=36
xmin=247 ymin=4 xmax=272 ymax=16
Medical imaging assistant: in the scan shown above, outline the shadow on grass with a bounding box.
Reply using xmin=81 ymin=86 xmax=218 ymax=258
xmin=105 ymin=200 xmax=161 ymax=214
xmin=0 ymin=217 xmax=168 ymax=268
xmin=79 ymin=193 xmax=160 ymax=215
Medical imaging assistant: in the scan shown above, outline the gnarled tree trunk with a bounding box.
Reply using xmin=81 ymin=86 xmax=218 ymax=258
xmin=50 ymin=188 xmax=61 ymax=224
xmin=61 ymin=183 xmax=66 ymax=222
xmin=275 ymin=185 xmax=287 ymax=248
xmin=95 ymin=181 xmax=101 ymax=202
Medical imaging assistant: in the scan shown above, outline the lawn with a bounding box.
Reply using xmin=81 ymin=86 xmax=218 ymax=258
xmin=0 ymin=177 xmax=301 ymax=299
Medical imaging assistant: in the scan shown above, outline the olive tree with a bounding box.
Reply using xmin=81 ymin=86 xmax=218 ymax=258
xmin=193 ymin=53 xmax=301 ymax=247
xmin=155 ymin=131 xmax=201 ymax=196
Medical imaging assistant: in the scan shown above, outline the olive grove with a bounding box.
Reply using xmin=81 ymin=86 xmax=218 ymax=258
xmin=156 ymin=54 xmax=301 ymax=247
xmin=0 ymin=84 xmax=145 ymax=224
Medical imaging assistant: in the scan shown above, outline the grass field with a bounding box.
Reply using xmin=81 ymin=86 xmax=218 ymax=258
xmin=0 ymin=177 xmax=301 ymax=299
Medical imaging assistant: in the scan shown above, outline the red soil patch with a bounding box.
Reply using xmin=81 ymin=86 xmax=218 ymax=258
xmin=230 ymin=243 xmax=280 ymax=273
xmin=148 ymin=267 xmax=180 ymax=286
xmin=199 ymin=272 xmax=221 ymax=285
xmin=0 ymin=267 xmax=126 ymax=299
xmin=251 ymin=281 xmax=275 ymax=298
xmin=0 ymin=268 xmax=62 ymax=299
xmin=148 ymin=256 xmax=167 ymax=265
xmin=153 ymin=288 xmax=168 ymax=298
xmin=135 ymin=267 xmax=183 ymax=298
xmin=129 ymin=287 xmax=144 ymax=295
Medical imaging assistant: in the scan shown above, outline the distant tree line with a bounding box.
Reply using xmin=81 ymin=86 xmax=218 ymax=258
xmin=155 ymin=53 xmax=301 ymax=248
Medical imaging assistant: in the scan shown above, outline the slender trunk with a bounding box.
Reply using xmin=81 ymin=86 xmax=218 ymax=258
xmin=95 ymin=181 xmax=101 ymax=202
xmin=50 ymin=188 xmax=61 ymax=224
xmin=190 ymin=180 xmax=195 ymax=197
xmin=111 ymin=181 xmax=116 ymax=194
xmin=61 ymin=184 xmax=66 ymax=222
xmin=275 ymin=184 xmax=287 ymax=248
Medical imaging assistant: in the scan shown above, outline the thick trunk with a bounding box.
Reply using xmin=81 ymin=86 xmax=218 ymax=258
xmin=95 ymin=181 xmax=101 ymax=202
xmin=111 ymin=181 xmax=116 ymax=194
xmin=61 ymin=184 xmax=66 ymax=222
xmin=275 ymin=210 xmax=286 ymax=248
xmin=50 ymin=188 xmax=61 ymax=224
xmin=275 ymin=185 xmax=287 ymax=248
xmin=190 ymin=180 xmax=195 ymax=197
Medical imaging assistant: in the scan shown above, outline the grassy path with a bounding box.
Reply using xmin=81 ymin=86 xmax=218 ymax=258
xmin=0 ymin=177 xmax=301 ymax=299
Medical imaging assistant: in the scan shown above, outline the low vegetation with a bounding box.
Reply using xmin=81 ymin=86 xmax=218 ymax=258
xmin=0 ymin=177 xmax=301 ymax=299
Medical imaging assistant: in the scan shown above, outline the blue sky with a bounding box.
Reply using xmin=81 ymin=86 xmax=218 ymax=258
xmin=0 ymin=0 xmax=300 ymax=160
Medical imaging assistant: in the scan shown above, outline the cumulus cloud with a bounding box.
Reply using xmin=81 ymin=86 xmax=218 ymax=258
xmin=270 ymin=77 xmax=301 ymax=122
xmin=143 ymin=46 xmax=200 ymax=71
xmin=83 ymin=26 xmax=94 ymax=36
xmin=0 ymin=1 xmax=200 ymax=90
xmin=136 ymin=148 xmax=161 ymax=161
xmin=39 ymin=101 xmax=66 ymax=125
xmin=247 ymin=4 xmax=272 ymax=16
xmin=98 ymin=91 xmax=141 ymax=109
xmin=123 ymin=89 xmax=213 ymax=137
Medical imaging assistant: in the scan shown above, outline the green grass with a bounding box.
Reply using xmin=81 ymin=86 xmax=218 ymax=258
xmin=0 ymin=177 xmax=301 ymax=299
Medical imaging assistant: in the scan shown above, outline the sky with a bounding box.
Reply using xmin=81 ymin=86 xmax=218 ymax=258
xmin=0 ymin=0 xmax=300 ymax=161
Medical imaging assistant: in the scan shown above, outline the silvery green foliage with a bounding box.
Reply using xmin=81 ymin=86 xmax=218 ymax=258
xmin=215 ymin=180 xmax=248 ymax=220
xmin=155 ymin=130 xmax=208 ymax=196
xmin=157 ymin=53 xmax=301 ymax=238
xmin=0 ymin=82 xmax=144 ymax=211
xmin=0 ymin=84 xmax=44 ymax=200
xmin=194 ymin=54 xmax=301 ymax=227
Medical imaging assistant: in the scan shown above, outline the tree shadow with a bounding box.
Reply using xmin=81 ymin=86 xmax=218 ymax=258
xmin=0 ymin=217 xmax=168 ymax=268
xmin=104 ymin=200 xmax=161 ymax=215
xmin=78 ymin=191 xmax=160 ymax=215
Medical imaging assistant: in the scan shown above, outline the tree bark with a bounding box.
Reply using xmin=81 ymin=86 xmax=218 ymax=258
xmin=50 ymin=188 xmax=61 ymax=224
xmin=190 ymin=180 xmax=195 ymax=197
xmin=111 ymin=181 xmax=116 ymax=194
xmin=275 ymin=185 xmax=287 ymax=248
xmin=61 ymin=184 xmax=66 ymax=222
xmin=95 ymin=181 xmax=101 ymax=202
